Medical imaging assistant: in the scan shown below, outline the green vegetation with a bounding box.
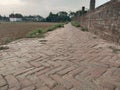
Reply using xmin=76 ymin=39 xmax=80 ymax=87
xmin=4 ymin=37 xmax=13 ymax=44
xmin=71 ymin=21 xmax=89 ymax=32
xmin=71 ymin=21 xmax=80 ymax=27
xmin=26 ymin=23 xmax=64 ymax=38
xmin=0 ymin=46 xmax=9 ymax=51
xmin=46 ymin=11 xmax=71 ymax=22
xmin=47 ymin=24 xmax=64 ymax=31
xmin=81 ymin=27 xmax=88 ymax=32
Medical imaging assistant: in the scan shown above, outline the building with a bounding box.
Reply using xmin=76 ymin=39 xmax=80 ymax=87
xmin=9 ymin=13 xmax=23 ymax=22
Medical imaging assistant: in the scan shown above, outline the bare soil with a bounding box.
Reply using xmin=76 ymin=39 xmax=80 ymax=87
xmin=0 ymin=22 xmax=56 ymax=45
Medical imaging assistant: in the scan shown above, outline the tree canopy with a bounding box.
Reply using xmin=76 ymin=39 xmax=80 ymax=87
xmin=46 ymin=11 xmax=71 ymax=22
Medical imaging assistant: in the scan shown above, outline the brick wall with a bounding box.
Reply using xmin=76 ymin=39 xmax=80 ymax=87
xmin=73 ymin=0 xmax=120 ymax=44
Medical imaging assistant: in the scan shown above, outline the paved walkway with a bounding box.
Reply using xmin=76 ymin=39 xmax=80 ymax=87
xmin=0 ymin=23 xmax=120 ymax=90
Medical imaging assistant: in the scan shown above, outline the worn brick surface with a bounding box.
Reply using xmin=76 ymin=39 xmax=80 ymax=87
xmin=0 ymin=24 xmax=120 ymax=90
xmin=0 ymin=75 xmax=7 ymax=87
xmin=73 ymin=0 xmax=120 ymax=44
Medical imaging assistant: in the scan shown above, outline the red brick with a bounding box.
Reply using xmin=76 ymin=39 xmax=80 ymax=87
xmin=36 ymin=86 xmax=50 ymax=90
xmin=37 ymin=67 xmax=52 ymax=75
xmin=18 ymin=78 xmax=33 ymax=88
xmin=51 ymin=74 xmax=72 ymax=89
xmin=116 ymin=87 xmax=120 ymax=90
xmin=52 ymin=86 xmax=66 ymax=90
xmin=0 ymin=62 xmax=4 ymax=68
xmin=0 ymin=75 xmax=7 ymax=87
xmin=57 ymin=66 xmax=75 ymax=75
xmin=0 ymin=85 xmax=8 ymax=90
xmin=22 ymin=85 xmax=35 ymax=90
xmin=39 ymin=75 xmax=56 ymax=88
xmin=5 ymin=75 xmax=20 ymax=89
xmin=13 ymin=68 xmax=34 ymax=76
xmin=47 ymin=61 xmax=60 ymax=67
xmin=69 ymin=66 xmax=86 ymax=77
xmin=30 ymin=61 xmax=42 ymax=67
xmin=91 ymin=67 xmax=107 ymax=78
xmin=99 ymin=82 xmax=116 ymax=90
xmin=46 ymin=66 xmax=66 ymax=75
xmin=63 ymin=74 xmax=83 ymax=89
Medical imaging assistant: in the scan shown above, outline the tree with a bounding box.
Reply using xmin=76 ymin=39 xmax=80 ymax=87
xmin=46 ymin=11 xmax=71 ymax=22
xmin=57 ymin=11 xmax=70 ymax=22
xmin=69 ymin=11 xmax=76 ymax=18
xmin=0 ymin=15 xmax=2 ymax=20
xmin=9 ymin=13 xmax=23 ymax=18
xmin=46 ymin=12 xmax=58 ymax=22
xmin=15 ymin=13 xmax=23 ymax=18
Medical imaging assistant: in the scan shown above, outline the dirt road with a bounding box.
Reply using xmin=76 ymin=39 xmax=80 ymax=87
xmin=0 ymin=23 xmax=120 ymax=90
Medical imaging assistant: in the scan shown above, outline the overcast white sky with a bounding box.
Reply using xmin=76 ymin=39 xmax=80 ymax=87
xmin=0 ymin=0 xmax=110 ymax=17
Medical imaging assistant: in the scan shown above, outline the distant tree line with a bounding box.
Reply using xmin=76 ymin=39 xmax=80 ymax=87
xmin=0 ymin=15 xmax=9 ymax=21
xmin=9 ymin=13 xmax=23 ymax=18
xmin=69 ymin=9 xmax=88 ymax=18
xmin=45 ymin=9 xmax=88 ymax=22
xmin=0 ymin=8 xmax=88 ymax=22
xmin=46 ymin=11 xmax=71 ymax=22
xmin=23 ymin=15 xmax=45 ymax=22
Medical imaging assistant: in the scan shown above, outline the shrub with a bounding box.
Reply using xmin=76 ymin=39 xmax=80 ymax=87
xmin=71 ymin=21 xmax=80 ymax=27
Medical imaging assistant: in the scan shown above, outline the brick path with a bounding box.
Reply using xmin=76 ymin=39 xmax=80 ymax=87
xmin=0 ymin=23 xmax=120 ymax=90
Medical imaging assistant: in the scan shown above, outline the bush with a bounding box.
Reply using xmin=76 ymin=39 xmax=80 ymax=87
xmin=26 ymin=23 xmax=64 ymax=38
xmin=71 ymin=21 xmax=80 ymax=27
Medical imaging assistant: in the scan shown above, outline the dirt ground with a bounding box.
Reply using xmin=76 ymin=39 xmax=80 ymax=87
xmin=0 ymin=22 xmax=55 ymax=44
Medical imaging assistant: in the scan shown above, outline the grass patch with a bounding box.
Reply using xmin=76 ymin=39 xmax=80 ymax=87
xmin=71 ymin=21 xmax=88 ymax=32
xmin=26 ymin=23 xmax=64 ymax=38
xmin=26 ymin=29 xmax=45 ymax=38
xmin=81 ymin=27 xmax=88 ymax=32
xmin=4 ymin=37 xmax=14 ymax=44
xmin=0 ymin=46 xmax=9 ymax=51
xmin=71 ymin=21 xmax=80 ymax=27
xmin=47 ymin=24 xmax=64 ymax=31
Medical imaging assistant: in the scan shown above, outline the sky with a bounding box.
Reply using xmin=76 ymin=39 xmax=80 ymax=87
xmin=0 ymin=0 xmax=110 ymax=17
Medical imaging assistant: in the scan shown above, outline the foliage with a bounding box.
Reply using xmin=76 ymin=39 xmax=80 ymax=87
xmin=9 ymin=13 xmax=23 ymax=18
xmin=47 ymin=24 xmax=64 ymax=31
xmin=69 ymin=9 xmax=88 ymax=18
xmin=46 ymin=12 xmax=71 ymax=22
xmin=0 ymin=15 xmax=9 ymax=21
xmin=26 ymin=23 xmax=64 ymax=38
xmin=26 ymin=29 xmax=45 ymax=38
xmin=71 ymin=21 xmax=80 ymax=27
xmin=71 ymin=21 xmax=89 ymax=32
xmin=23 ymin=15 xmax=45 ymax=22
